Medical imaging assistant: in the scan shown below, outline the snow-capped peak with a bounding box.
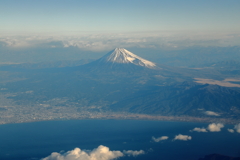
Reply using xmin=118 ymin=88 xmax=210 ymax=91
xmin=99 ymin=48 xmax=156 ymax=68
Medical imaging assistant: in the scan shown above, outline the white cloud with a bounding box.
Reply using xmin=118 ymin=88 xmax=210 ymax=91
xmin=234 ymin=123 xmax=240 ymax=133
xmin=228 ymin=129 xmax=235 ymax=133
xmin=205 ymin=111 xmax=220 ymax=116
xmin=152 ymin=136 xmax=169 ymax=142
xmin=123 ymin=150 xmax=145 ymax=157
xmin=190 ymin=127 xmax=208 ymax=132
xmin=207 ymin=123 xmax=224 ymax=132
xmin=173 ymin=134 xmax=192 ymax=141
xmin=41 ymin=145 xmax=145 ymax=160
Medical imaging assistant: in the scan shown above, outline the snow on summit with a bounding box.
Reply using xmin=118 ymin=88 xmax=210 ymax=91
xmin=99 ymin=48 xmax=156 ymax=68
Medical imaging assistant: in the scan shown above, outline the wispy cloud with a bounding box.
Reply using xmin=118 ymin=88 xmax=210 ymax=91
xmin=173 ymin=134 xmax=192 ymax=141
xmin=190 ymin=127 xmax=208 ymax=132
xmin=123 ymin=150 xmax=145 ymax=157
xmin=195 ymin=78 xmax=240 ymax=88
xmin=41 ymin=145 xmax=145 ymax=160
xmin=228 ymin=129 xmax=235 ymax=133
xmin=0 ymin=36 xmax=60 ymax=48
xmin=205 ymin=111 xmax=220 ymax=116
xmin=152 ymin=136 xmax=169 ymax=142
xmin=207 ymin=123 xmax=224 ymax=132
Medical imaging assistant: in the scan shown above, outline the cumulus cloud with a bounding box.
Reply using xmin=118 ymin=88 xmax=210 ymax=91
xmin=190 ymin=127 xmax=208 ymax=132
xmin=41 ymin=145 xmax=144 ymax=160
xmin=207 ymin=123 xmax=224 ymax=132
xmin=205 ymin=111 xmax=220 ymax=116
xmin=152 ymin=136 xmax=169 ymax=142
xmin=173 ymin=134 xmax=192 ymax=141
xmin=228 ymin=129 xmax=235 ymax=133
xmin=234 ymin=123 xmax=240 ymax=133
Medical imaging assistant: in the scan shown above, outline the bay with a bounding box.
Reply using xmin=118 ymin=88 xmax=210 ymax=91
xmin=0 ymin=120 xmax=239 ymax=160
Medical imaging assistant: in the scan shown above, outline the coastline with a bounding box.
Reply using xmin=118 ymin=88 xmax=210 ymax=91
xmin=1 ymin=112 xmax=239 ymax=125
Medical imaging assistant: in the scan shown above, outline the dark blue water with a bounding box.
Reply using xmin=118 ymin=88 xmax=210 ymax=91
xmin=0 ymin=120 xmax=239 ymax=160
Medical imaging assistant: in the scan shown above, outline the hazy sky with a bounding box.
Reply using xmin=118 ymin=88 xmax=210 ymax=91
xmin=1 ymin=0 xmax=240 ymax=63
xmin=1 ymin=0 xmax=240 ymax=34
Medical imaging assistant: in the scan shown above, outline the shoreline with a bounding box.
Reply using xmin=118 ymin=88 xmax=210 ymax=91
xmin=1 ymin=112 xmax=239 ymax=125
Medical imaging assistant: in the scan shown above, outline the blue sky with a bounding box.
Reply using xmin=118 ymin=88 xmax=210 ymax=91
xmin=1 ymin=0 xmax=240 ymax=34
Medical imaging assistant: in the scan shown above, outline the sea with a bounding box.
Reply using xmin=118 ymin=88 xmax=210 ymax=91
xmin=0 ymin=120 xmax=239 ymax=160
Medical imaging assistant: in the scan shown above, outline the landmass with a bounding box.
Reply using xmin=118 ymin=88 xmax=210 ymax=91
xmin=0 ymin=93 xmax=239 ymax=125
xmin=199 ymin=154 xmax=240 ymax=160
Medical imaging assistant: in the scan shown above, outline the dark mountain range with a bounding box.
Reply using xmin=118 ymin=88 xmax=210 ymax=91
xmin=208 ymin=60 xmax=240 ymax=75
xmin=110 ymin=82 xmax=240 ymax=117
xmin=199 ymin=154 xmax=240 ymax=160
xmin=210 ymin=60 xmax=240 ymax=69
xmin=148 ymin=46 xmax=240 ymax=67
xmin=0 ymin=59 xmax=93 ymax=70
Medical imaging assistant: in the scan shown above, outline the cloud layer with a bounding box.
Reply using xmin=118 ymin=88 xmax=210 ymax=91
xmin=41 ymin=145 xmax=144 ymax=160
xmin=1 ymin=31 xmax=240 ymax=52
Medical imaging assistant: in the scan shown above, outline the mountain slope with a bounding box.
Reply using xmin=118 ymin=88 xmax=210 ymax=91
xmin=79 ymin=48 xmax=158 ymax=72
xmin=98 ymin=48 xmax=156 ymax=68
xmin=109 ymin=82 xmax=240 ymax=118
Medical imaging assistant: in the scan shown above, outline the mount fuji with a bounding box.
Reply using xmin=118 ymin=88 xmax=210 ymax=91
xmin=98 ymin=48 xmax=156 ymax=68
xmin=81 ymin=48 xmax=158 ymax=72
